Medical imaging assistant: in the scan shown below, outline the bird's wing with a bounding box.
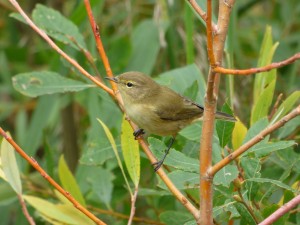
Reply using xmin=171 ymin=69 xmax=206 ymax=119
xmin=154 ymin=94 xmax=204 ymax=121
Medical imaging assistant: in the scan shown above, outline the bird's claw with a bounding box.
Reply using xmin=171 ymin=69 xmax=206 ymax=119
xmin=133 ymin=128 xmax=145 ymax=140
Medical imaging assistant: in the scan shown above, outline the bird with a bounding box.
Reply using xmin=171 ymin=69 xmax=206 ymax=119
xmin=106 ymin=72 xmax=236 ymax=171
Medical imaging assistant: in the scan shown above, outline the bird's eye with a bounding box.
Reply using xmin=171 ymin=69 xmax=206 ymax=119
xmin=126 ymin=82 xmax=133 ymax=88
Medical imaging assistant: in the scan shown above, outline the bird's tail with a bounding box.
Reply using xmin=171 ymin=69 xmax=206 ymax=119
xmin=215 ymin=111 xmax=236 ymax=122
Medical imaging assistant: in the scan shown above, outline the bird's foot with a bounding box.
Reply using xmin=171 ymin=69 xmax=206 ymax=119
xmin=133 ymin=128 xmax=145 ymax=140
xmin=152 ymin=160 xmax=164 ymax=172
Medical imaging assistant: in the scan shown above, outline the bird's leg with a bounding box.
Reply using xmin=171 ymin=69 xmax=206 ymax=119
xmin=153 ymin=137 xmax=175 ymax=172
xmin=133 ymin=128 xmax=145 ymax=140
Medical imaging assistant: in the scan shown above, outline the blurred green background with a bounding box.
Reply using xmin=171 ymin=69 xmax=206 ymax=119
xmin=0 ymin=0 xmax=299 ymax=224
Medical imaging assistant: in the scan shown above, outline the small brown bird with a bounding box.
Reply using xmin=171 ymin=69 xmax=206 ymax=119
xmin=106 ymin=72 xmax=235 ymax=171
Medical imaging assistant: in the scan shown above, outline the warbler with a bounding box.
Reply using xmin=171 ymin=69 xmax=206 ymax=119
xmin=106 ymin=72 xmax=236 ymax=171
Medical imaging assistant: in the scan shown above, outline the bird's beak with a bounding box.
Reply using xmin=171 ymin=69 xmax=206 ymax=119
xmin=105 ymin=77 xmax=119 ymax=83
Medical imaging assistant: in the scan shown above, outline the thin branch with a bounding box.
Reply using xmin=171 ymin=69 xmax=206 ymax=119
xmin=258 ymin=194 xmax=300 ymax=225
xmin=18 ymin=195 xmax=36 ymax=225
xmin=0 ymin=128 xmax=106 ymax=225
xmin=8 ymin=0 xmax=114 ymax=96
xmin=84 ymin=0 xmax=117 ymax=90
xmin=206 ymin=0 xmax=216 ymax=67
xmin=128 ymin=187 xmax=138 ymax=225
xmin=213 ymin=52 xmax=300 ymax=75
xmin=210 ymin=105 xmax=300 ymax=176
xmin=187 ymin=0 xmax=217 ymax=32
xmin=268 ymin=93 xmax=283 ymax=120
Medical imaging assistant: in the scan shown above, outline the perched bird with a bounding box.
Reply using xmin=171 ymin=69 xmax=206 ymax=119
xmin=106 ymin=72 xmax=236 ymax=171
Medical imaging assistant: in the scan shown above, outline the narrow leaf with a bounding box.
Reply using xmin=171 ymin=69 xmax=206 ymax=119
xmin=234 ymin=202 xmax=257 ymax=225
xmin=248 ymin=140 xmax=296 ymax=157
xmin=158 ymin=171 xmax=199 ymax=190
xmin=121 ymin=116 xmax=140 ymax=187
xmin=97 ymin=118 xmax=132 ymax=195
xmin=0 ymin=133 xmax=22 ymax=194
xmin=12 ymin=71 xmax=94 ymax=97
xmin=58 ymin=155 xmax=86 ymax=207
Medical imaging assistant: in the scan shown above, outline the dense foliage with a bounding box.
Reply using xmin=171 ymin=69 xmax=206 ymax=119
xmin=0 ymin=1 xmax=299 ymax=224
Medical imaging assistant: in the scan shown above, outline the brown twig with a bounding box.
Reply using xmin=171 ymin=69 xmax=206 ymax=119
xmin=210 ymin=105 xmax=300 ymax=176
xmin=269 ymin=93 xmax=283 ymax=120
xmin=258 ymin=193 xmax=300 ymax=225
xmin=18 ymin=195 xmax=36 ymax=225
xmin=213 ymin=53 xmax=300 ymax=75
xmin=187 ymin=0 xmax=217 ymax=32
xmin=206 ymin=0 xmax=216 ymax=67
xmin=128 ymin=187 xmax=138 ymax=225
xmin=83 ymin=0 xmax=200 ymax=221
xmin=90 ymin=207 xmax=165 ymax=225
xmin=8 ymin=0 xmax=113 ymax=97
xmin=0 ymin=128 xmax=106 ymax=225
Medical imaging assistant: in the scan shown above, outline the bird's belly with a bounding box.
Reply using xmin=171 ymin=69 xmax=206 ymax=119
xmin=124 ymin=104 xmax=191 ymax=136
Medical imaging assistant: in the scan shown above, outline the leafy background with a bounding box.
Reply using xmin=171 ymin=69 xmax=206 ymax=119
xmin=0 ymin=0 xmax=299 ymax=225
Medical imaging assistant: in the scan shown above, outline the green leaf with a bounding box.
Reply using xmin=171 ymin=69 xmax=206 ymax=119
xmin=179 ymin=121 xmax=202 ymax=141
xmin=97 ymin=118 xmax=132 ymax=195
xmin=252 ymin=26 xmax=279 ymax=125
xmin=80 ymin=90 xmax=116 ymax=165
xmin=240 ymin=157 xmax=261 ymax=179
xmin=246 ymin=178 xmax=298 ymax=193
xmin=251 ymin=79 xmax=276 ymax=125
xmin=214 ymin=165 xmax=239 ymax=188
xmin=248 ymin=140 xmax=296 ymax=157
xmin=234 ymin=202 xmax=257 ymax=225
xmin=0 ymin=133 xmax=22 ymax=194
xmin=232 ymin=118 xmax=247 ymax=150
xmin=158 ymin=171 xmax=199 ymax=190
xmin=87 ymin=168 xmax=114 ymax=207
xmin=32 ymin=4 xmax=87 ymax=50
xmin=148 ymin=138 xmax=199 ymax=172
xmin=160 ymin=211 xmax=193 ymax=225
xmin=12 ymin=71 xmax=94 ymax=97
xmin=126 ymin=20 xmax=160 ymax=74
xmin=58 ymin=155 xmax=86 ymax=207
xmin=216 ymin=103 xmax=235 ymax=147
xmin=0 ymin=182 xmax=18 ymax=206
xmin=243 ymin=118 xmax=269 ymax=144
xmin=156 ymin=64 xmax=206 ymax=105
xmin=121 ymin=116 xmax=140 ymax=187
xmin=253 ymin=26 xmax=278 ymax=102
xmin=271 ymin=91 xmax=300 ymax=123
xmin=23 ymin=195 xmax=94 ymax=225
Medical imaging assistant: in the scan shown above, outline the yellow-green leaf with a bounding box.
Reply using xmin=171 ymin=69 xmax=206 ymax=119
xmin=23 ymin=195 xmax=94 ymax=225
xmin=121 ymin=116 xmax=140 ymax=187
xmin=0 ymin=133 xmax=22 ymax=194
xmin=97 ymin=118 xmax=132 ymax=195
xmin=232 ymin=118 xmax=248 ymax=150
xmin=58 ymin=155 xmax=86 ymax=207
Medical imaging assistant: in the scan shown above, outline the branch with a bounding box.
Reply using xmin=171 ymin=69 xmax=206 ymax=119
xmin=187 ymin=0 xmax=217 ymax=32
xmin=210 ymin=105 xmax=300 ymax=176
xmin=258 ymin=193 xmax=300 ymax=225
xmin=198 ymin=1 xmax=235 ymax=224
xmin=18 ymin=195 xmax=36 ymax=225
xmin=0 ymin=128 xmax=106 ymax=225
xmin=8 ymin=0 xmax=114 ymax=97
xmin=213 ymin=52 xmax=300 ymax=75
xmin=128 ymin=187 xmax=138 ymax=225
xmin=206 ymin=0 xmax=216 ymax=67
